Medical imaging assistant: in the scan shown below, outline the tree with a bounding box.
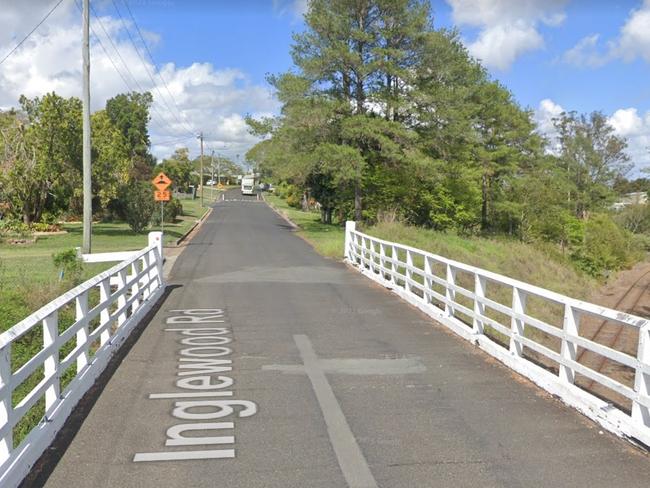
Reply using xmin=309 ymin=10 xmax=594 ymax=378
xmin=158 ymin=147 xmax=194 ymax=190
xmin=106 ymin=92 xmax=155 ymax=180
xmin=249 ymin=0 xmax=433 ymax=222
xmin=91 ymin=110 xmax=130 ymax=209
xmin=553 ymin=111 xmax=631 ymax=218
xmin=1 ymin=93 xmax=83 ymax=223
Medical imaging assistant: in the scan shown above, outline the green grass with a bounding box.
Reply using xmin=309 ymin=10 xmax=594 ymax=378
xmin=0 ymin=197 xmax=210 ymax=331
xmin=265 ymin=194 xmax=345 ymax=259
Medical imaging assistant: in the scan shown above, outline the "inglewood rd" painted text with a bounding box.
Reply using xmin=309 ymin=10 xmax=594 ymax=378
xmin=133 ymin=308 xmax=257 ymax=462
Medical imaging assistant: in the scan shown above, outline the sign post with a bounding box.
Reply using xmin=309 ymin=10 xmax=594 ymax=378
xmin=152 ymin=172 xmax=172 ymax=235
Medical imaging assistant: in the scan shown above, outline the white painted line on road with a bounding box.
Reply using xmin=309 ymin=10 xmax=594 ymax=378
xmin=294 ymin=334 xmax=378 ymax=488
xmin=133 ymin=449 xmax=235 ymax=462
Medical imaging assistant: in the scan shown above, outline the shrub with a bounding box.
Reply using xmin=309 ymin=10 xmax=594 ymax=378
xmin=32 ymin=222 xmax=62 ymax=232
xmin=0 ymin=218 xmax=31 ymax=237
xmin=120 ymin=182 xmax=155 ymax=233
xmin=52 ymin=248 xmax=83 ymax=284
xmin=570 ymin=213 xmax=639 ymax=277
xmin=151 ymin=198 xmax=183 ymax=225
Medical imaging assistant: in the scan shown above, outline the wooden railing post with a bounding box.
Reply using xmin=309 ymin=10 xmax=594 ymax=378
xmin=76 ymin=291 xmax=89 ymax=373
xmin=473 ymin=275 xmax=486 ymax=335
xmin=131 ymin=261 xmax=141 ymax=311
xmin=445 ymin=264 xmax=456 ymax=317
xmin=0 ymin=346 xmax=11 ymax=463
xmin=424 ymin=256 xmax=432 ymax=304
xmin=344 ymin=221 xmax=356 ymax=261
xmin=379 ymin=243 xmax=387 ymax=281
xmin=116 ymin=268 xmax=128 ymax=329
xmin=559 ymin=304 xmax=580 ymax=384
xmin=405 ymin=250 xmax=413 ymax=293
xmin=148 ymin=231 xmax=163 ymax=284
xmin=509 ymin=288 xmax=526 ymax=357
xmin=391 ymin=245 xmax=397 ymax=283
xmin=632 ymin=323 xmax=650 ymax=428
xmin=99 ymin=279 xmax=112 ymax=346
xmin=141 ymin=254 xmax=152 ymax=300
xmin=43 ymin=311 xmax=60 ymax=415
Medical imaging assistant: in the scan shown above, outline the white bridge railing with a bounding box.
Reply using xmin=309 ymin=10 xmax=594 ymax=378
xmin=0 ymin=233 xmax=165 ymax=487
xmin=344 ymin=221 xmax=650 ymax=447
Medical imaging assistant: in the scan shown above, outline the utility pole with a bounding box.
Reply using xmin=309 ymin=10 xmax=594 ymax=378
xmin=210 ymin=150 xmax=215 ymax=186
xmin=198 ymin=132 xmax=204 ymax=207
xmin=217 ymin=153 xmax=221 ymax=186
xmin=82 ymin=0 xmax=92 ymax=253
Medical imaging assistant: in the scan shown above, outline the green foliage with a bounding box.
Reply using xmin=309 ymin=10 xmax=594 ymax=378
xmin=151 ymin=197 xmax=183 ymax=224
xmin=52 ymin=248 xmax=83 ymax=284
xmin=120 ymin=182 xmax=155 ymax=233
xmin=158 ymin=148 xmax=195 ymax=191
xmin=246 ymin=0 xmax=643 ymax=277
xmin=570 ymin=214 xmax=639 ymax=276
xmin=0 ymin=218 xmax=31 ymax=236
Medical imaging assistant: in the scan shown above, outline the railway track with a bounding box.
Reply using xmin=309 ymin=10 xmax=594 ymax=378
xmin=577 ymin=268 xmax=650 ymax=397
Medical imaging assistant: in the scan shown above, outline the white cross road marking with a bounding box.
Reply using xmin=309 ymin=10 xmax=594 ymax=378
xmin=286 ymin=335 xmax=379 ymax=488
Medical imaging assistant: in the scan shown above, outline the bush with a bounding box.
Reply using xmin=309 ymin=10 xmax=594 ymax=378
xmin=120 ymin=182 xmax=155 ymax=233
xmin=52 ymin=248 xmax=83 ymax=284
xmin=570 ymin=213 xmax=639 ymax=277
xmin=32 ymin=222 xmax=62 ymax=232
xmin=0 ymin=218 xmax=31 ymax=237
xmin=151 ymin=198 xmax=183 ymax=225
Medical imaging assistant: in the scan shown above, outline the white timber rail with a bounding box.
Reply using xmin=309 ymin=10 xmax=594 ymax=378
xmin=344 ymin=221 xmax=650 ymax=447
xmin=0 ymin=232 xmax=165 ymax=488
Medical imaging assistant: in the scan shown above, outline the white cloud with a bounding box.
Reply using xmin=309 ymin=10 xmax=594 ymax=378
xmin=608 ymin=108 xmax=650 ymax=174
xmin=272 ymin=0 xmax=309 ymax=20
xmin=534 ymin=98 xmax=565 ymax=154
xmin=0 ymin=2 xmax=279 ymax=162
xmin=614 ymin=0 xmax=650 ymax=63
xmin=447 ymin=0 xmax=568 ymax=70
xmin=535 ymin=99 xmax=650 ymax=174
xmin=560 ymin=34 xmax=608 ymax=68
xmin=563 ymin=0 xmax=650 ymax=68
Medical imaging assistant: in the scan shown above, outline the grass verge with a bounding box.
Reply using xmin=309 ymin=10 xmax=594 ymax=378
xmin=0 ymin=197 xmax=210 ymax=331
xmin=265 ymin=194 xmax=345 ymax=259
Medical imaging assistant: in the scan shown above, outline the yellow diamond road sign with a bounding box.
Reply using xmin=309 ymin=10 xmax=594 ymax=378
xmin=152 ymin=172 xmax=172 ymax=191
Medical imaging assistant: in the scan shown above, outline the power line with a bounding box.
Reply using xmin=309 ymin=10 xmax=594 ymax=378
xmin=120 ymin=0 xmax=197 ymax=137
xmin=87 ymin=2 xmax=179 ymax=132
xmin=152 ymin=135 xmax=196 ymax=145
xmin=109 ymin=0 xmax=195 ymax=138
xmin=73 ymin=1 xmax=167 ymax=133
xmin=0 ymin=0 xmax=65 ymax=67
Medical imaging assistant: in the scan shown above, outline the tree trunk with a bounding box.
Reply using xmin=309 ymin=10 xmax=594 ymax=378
xmin=481 ymin=173 xmax=489 ymax=231
xmin=354 ymin=178 xmax=362 ymax=222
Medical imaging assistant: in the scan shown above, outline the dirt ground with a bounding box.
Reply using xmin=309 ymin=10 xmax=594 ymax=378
xmin=574 ymin=260 xmax=650 ymax=409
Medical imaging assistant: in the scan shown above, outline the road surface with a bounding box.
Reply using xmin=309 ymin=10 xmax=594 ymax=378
xmin=31 ymin=189 xmax=650 ymax=487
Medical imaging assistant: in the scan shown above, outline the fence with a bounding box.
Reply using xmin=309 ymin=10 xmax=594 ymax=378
xmin=0 ymin=233 xmax=165 ymax=487
xmin=344 ymin=221 xmax=650 ymax=447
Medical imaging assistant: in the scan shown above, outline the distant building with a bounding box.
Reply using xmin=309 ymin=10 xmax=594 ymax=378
xmin=612 ymin=191 xmax=648 ymax=210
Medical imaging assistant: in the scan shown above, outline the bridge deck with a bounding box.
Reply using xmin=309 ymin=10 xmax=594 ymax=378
xmin=32 ymin=190 xmax=650 ymax=487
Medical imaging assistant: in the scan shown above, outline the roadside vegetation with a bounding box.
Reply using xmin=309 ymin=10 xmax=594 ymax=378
xmin=248 ymin=0 xmax=649 ymax=282
xmin=266 ymin=193 xmax=596 ymax=302
xmin=0 ymin=197 xmax=207 ymax=332
xmin=0 ymin=90 xmax=232 ymax=332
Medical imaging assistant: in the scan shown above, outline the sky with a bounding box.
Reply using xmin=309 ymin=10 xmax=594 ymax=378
xmin=1 ymin=0 xmax=650 ymax=174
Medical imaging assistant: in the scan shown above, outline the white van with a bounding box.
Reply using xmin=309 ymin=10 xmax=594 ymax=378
xmin=241 ymin=175 xmax=257 ymax=195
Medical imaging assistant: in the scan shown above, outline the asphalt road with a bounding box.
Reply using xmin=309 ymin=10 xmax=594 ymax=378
xmin=34 ymin=189 xmax=650 ymax=487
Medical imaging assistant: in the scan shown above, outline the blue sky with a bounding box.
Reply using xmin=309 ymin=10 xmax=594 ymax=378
xmin=2 ymin=0 xmax=650 ymax=172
